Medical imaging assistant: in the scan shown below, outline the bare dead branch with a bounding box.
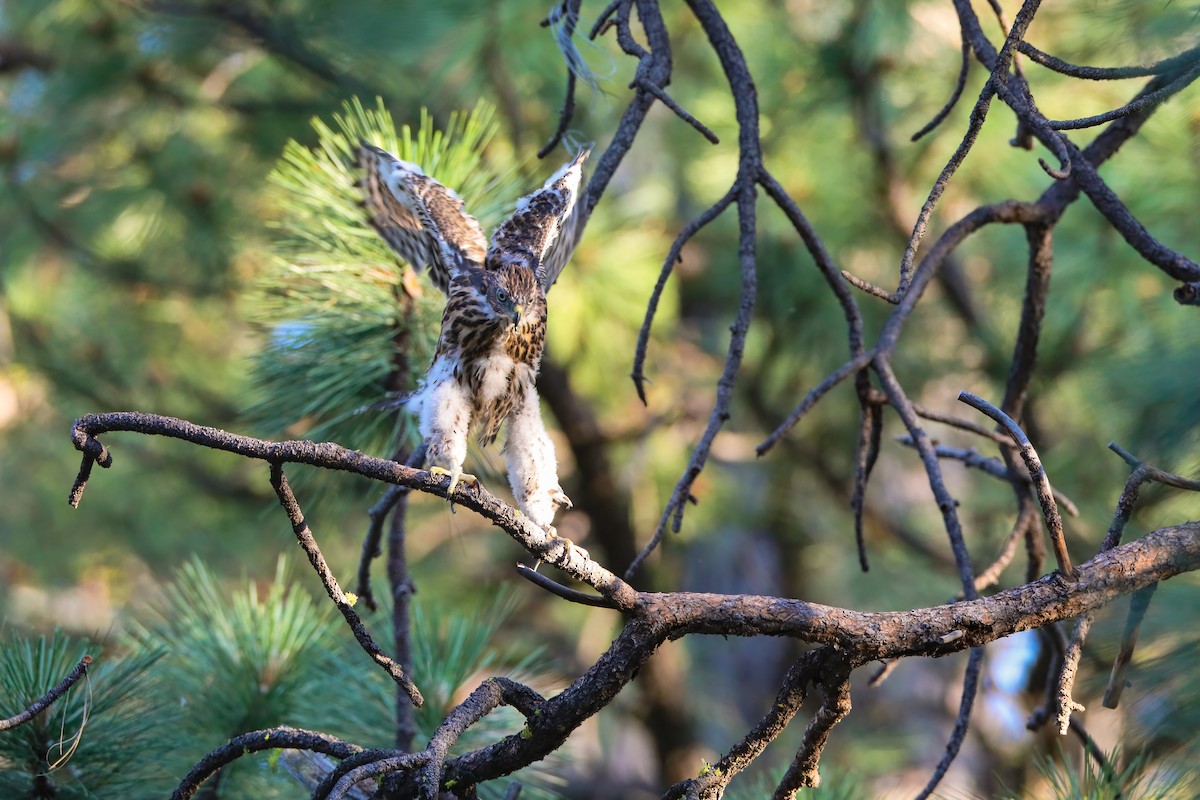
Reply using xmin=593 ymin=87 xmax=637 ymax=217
xmin=516 ymin=563 xmax=621 ymax=608
xmin=0 ymin=655 xmax=91 ymax=732
xmin=840 ymin=269 xmax=899 ymax=303
xmin=953 ymin=1 xmax=1200 ymax=290
xmin=898 ymin=0 xmax=1045 ymax=295
xmin=1039 ymin=614 xmax=1090 ymax=736
xmin=756 ymin=351 xmax=874 ymax=456
xmin=170 ymin=726 xmax=360 ymax=800
xmin=1047 ymin=62 xmax=1200 ymax=130
xmin=308 ymin=749 xmax=402 ymax=800
xmin=326 ymin=753 xmax=428 ymax=800
xmin=771 ymin=662 xmax=852 ymax=797
xmin=663 ymin=649 xmax=832 ymax=800
xmin=269 ymin=463 xmax=424 ymax=706
xmin=874 ymin=360 xmax=980 ymax=598
xmin=626 ymin=0 xmax=763 ymax=577
xmin=912 ymin=30 xmax=972 ymax=141
xmin=1018 ymin=41 xmax=1200 ymax=81
xmin=410 ymin=678 xmax=545 ymax=799
xmin=912 ymin=647 xmax=984 ymax=800
xmin=958 ymin=391 xmax=1074 ymax=578
xmin=756 ymin=164 xmax=866 ymax=359
xmin=1103 ymin=581 xmax=1158 ymax=709
xmin=851 ymin=388 xmax=883 ymax=571
xmin=1001 ymin=222 xmax=1054 ymax=420
xmin=634 ymin=77 xmax=720 ymax=143
xmin=969 ymin=505 xmax=1038 ymax=595
xmin=911 ymin=403 xmax=1015 ymax=447
xmin=589 ymin=0 xmax=625 ymax=40
xmin=356 ymin=443 xmax=427 ymax=612
xmin=631 ymin=185 xmax=737 ymax=404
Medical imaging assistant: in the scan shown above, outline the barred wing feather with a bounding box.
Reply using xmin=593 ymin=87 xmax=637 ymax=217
xmin=358 ymin=141 xmax=487 ymax=294
xmin=486 ymin=149 xmax=589 ymax=291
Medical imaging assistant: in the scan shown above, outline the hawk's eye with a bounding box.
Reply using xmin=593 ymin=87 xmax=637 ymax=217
xmin=495 ymin=288 xmax=511 ymax=304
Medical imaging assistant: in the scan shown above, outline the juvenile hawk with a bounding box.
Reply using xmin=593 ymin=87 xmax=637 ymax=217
xmin=359 ymin=142 xmax=588 ymax=533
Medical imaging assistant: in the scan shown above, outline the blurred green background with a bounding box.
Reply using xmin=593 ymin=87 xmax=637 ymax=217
xmin=1 ymin=1 xmax=1198 ymax=798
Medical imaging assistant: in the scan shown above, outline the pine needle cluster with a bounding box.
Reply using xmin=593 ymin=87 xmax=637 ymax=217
xmin=0 ymin=630 xmax=166 ymax=799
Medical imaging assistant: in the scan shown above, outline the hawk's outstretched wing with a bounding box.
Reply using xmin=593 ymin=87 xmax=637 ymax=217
xmin=358 ymin=141 xmax=487 ymax=294
xmin=486 ymin=149 xmax=589 ymax=291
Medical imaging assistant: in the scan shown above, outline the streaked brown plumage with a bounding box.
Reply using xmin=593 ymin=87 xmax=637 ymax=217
xmin=359 ymin=142 xmax=588 ymax=532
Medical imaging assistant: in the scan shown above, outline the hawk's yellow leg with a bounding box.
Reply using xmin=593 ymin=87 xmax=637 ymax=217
xmin=429 ymin=465 xmax=479 ymax=495
xmin=546 ymin=525 xmax=590 ymax=561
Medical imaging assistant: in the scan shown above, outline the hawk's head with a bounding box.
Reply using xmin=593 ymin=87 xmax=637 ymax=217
xmin=481 ymin=265 xmax=543 ymax=329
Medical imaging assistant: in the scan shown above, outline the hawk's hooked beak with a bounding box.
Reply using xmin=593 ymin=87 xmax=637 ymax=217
xmin=511 ymin=303 xmax=524 ymax=325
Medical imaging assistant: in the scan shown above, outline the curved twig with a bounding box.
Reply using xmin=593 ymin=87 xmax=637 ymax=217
xmin=896 ymin=439 xmax=1080 ymax=518
xmin=1047 ymin=62 xmax=1200 ymax=130
xmin=631 ymin=185 xmax=738 ymax=404
xmin=898 ymin=0 xmax=1044 ymax=295
xmin=953 ymin=1 xmax=1200 ymax=288
xmin=270 ymin=463 xmax=424 ymax=706
xmin=1103 ymin=582 xmax=1158 ymax=709
xmin=625 ymin=0 xmax=763 ymax=578
xmin=328 ymin=753 xmax=427 ymax=800
xmin=355 ymin=443 xmax=427 ymax=612
xmin=634 ymin=77 xmax=720 ymax=143
xmin=1018 ymin=40 xmax=1200 ymax=81
xmin=958 ymin=391 xmax=1074 ymax=578
xmin=756 ymin=351 xmax=874 ymax=456
xmin=171 ymin=727 xmax=360 ymax=800
xmin=662 ymin=649 xmax=832 ymax=800
xmin=0 ymin=655 xmax=91 ymax=732
xmin=516 ymin=563 xmax=620 ymax=609
xmin=912 ymin=30 xmax=972 ymax=142
xmin=850 ymin=386 xmax=883 ymax=572
xmin=309 ymin=749 xmax=402 ymax=800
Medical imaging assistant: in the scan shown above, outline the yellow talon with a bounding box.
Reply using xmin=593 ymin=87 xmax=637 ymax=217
xmin=429 ymin=465 xmax=478 ymax=494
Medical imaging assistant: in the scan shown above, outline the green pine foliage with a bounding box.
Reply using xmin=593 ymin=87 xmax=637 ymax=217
xmin=120 ymin=558 xmax=564 ymax=799
xmin=722 ymin=766 xmax=866 ymax=800
xmin=124 ymin=556 xmax=344 ymax=798
xmin=1003 ymin=749 xmax=1197 ymax=800
xmin=243 ymin=98 xmax=520 ymax=465
xmin=0 ymin=630 xmax=168 ymax=800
